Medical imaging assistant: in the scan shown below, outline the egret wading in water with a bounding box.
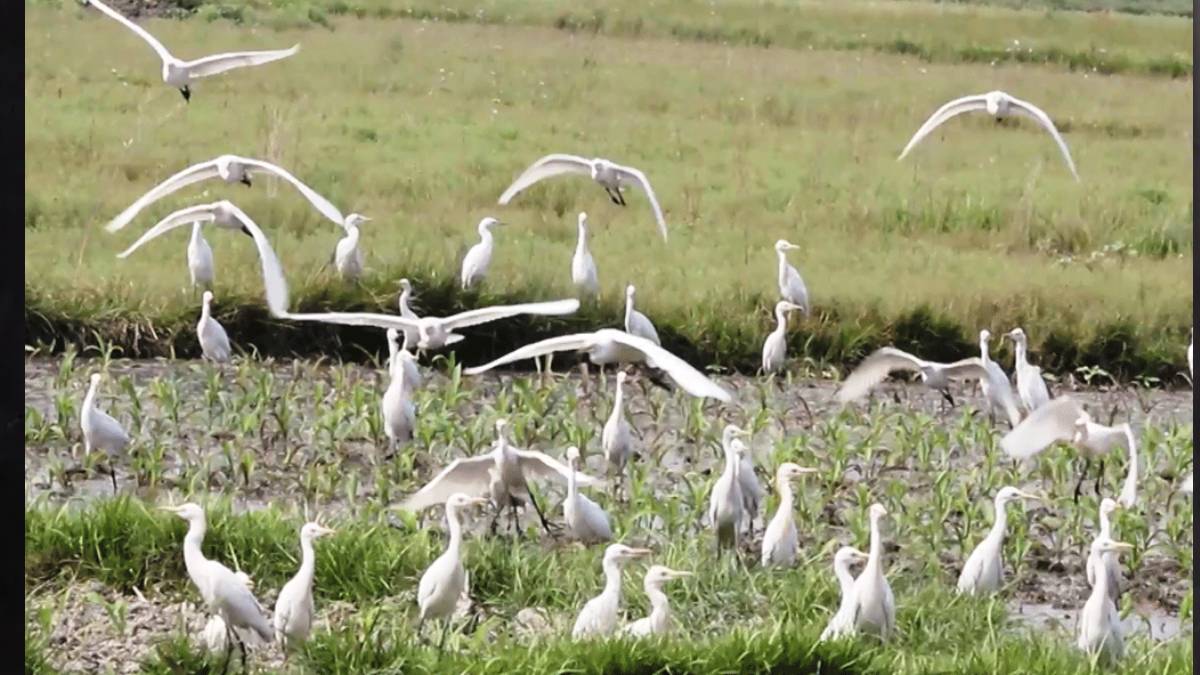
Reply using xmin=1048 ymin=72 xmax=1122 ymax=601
xmin=773 ymin=240 xmax=809 ymax=313
xmin=80 ymin=373 xmax=131 ymax=494
xmin=333 ymin=215 xmax=370 ymax=281
xmin=819 ymin=546 xmax=871 ymax=642
xmin=571 ymin=212 xmax=600 ymax=298
xmin=563 ymin=446 xmax=613 ymax=544
xmin=708 ymin=426 xmax=750 ymax=553
xmin=571 ymin=544 xmax=653 ymax=639
xmin=274 ymin=521 xmax=337 ymax=656
xmin=836 ymin=346 xmax=992 ymax=410
xmin=761 ymin=463 xmax=819 ymax=568
xmin=460 ymin=217 xmax=503 ymax=290
xmin=621 ymin=566 xmax=693 ymax=638
xmin=977 ymin=330 xmax=1022 ymax=428
xmin=417 ymin=493 xmax=490 ymax=649
xmin=187 ymin=222 xmax=214 ymax=290
xmin=850 ymin=503 xmax=896 ymax=640
xmin=602 ymin=371 xmax=636 ymax=499
xmin=956 ymin=487 xmax=1040 ymax=596
xmin=761 ymin=301 xmax=804 ymax=375
xmin=1076 ymin=537 xmax=1134 ymax=664
xmin=1086 ymin=498 xmax=1124 ymax=603
xmin=197 ymin=291 xmax=232 ymax=363
xmin=1006 ymin=328 xmax=1051 ymax=416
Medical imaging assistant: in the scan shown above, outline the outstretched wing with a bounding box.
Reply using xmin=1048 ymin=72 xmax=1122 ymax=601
xmin=86 ymin=0 xmax=174 ymax=65
xmin=105 ymin=159 xmax=221 ymax=232
xmin=1007 ymin=96 xmax=1080 ymax=181
xmin=835 ymin=347 xmax=926 ymax=403
xmin=613 ymin=164 xmax=668 ymax=241
xmin=498 ymin=154 xmax=592 ymax=204
xmin=116 ymin=203 xmax=217 ymax=258
xmin=399 ymin=455 xmax=494 ymax=512
xmin=897 ymin=94 xmax=989 ymax=161
xmin=999 ymin=396 xmax=1082 ymax=459
xmin=463 ymin=334 xmax=596 ymax=375
xmin=608 ymin=331 xmax=731 ymax=402
xmin=514 ymin=449 xmax=604 ymax=487
xmin=237 ymin=157 xmax=344 ymax=225
xmin=442 ymin=299 xmax=581 ymax=331
xmin=183 ymin=45 xmax=301 ymax=78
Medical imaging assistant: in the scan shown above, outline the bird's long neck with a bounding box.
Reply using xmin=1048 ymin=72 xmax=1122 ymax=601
xmin=567 ymin=458 xmax=578 ymax=498
xmin=867 ymin=514 xmax=882 ymax=571
xmin=833 ymin=559 xmax=856 ymax=593
xmin=1014 ymin=339 xmax=1028 ymax=366
xmin=295 ymin=536 xmax=317 ymax=591
xmin=775 ymin=475 xmax=795 ymax=512
xmin=446 ymin=506 xmax=464 ymax=559
xmin=774 ymin=306 xmax=789 ymax=335
xmin=201 ymin=297 xmax=212 ymax=322
xmin=979 ymin=339 xmax=990 ymax=364
xmin=344 ymin=225 xmax=360 ymax=248
xmin=479 ymin=226 xmax=493 ymax=246
xmin=83 ymin=381 xmax=99 ymax=412
xmin=182 ymin=518 xmax=208 ymax=578
xmin=612 ymin=383 xmax=625 ymax=418
xmin=986 ymin=499 xmax=1009 ymax=543
xmin=576 ymin=225 xmax=588 ymax=254
xmin=1090 ymin=550 xmax=1112 ymax=602
xmin=1098 ymin=511 xmax=1112 ymax=539
xmin=387 ymin=336 xmax=399 ymax=365
xmin=624 ymin=295 xmax=635 ymax=327
xmin=601 ymin=559 xmax=624 ymax=600
xmin=191 ymin=222 xmax=203 ymax=245
xmin=776 ymin=250 xmax=789 ymax=286
xmin=646 ymin=584 xmax=671 ymax=628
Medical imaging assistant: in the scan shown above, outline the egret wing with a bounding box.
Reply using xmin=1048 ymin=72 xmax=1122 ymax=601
xmin=835 ymin=347 xmax=925 ymax=403
xmin=999 ymin=396 xmax=1083 ymax=459
xmin=223 ymin=202 xmax=292 ymax=318
xmin=86 ymin=0 xmax=174 ymax=65
xmin=608 ymin=331 xmax=731 ymax=402
xmin=498 ymin=154 xmax=592 ymax=204
xmin=897 ymin=94 xmax=989 ymax=161
xmin=613 ymin=164 xmax=669 ymax=241
xmin=1007 ymin=96 xmax=1080 ymax=181
xmin=183 ymin=45 xmax=301 ymax=78
xmin=442 ymin=299 xmax=581 ymax=331
xmin=399 ymin=455 xmax=494 ymax=512
xmin=283 ymin=310 xmax=420 ymax=331
xmin=462 ymin=334 xmax=596 ymax=375
xmin=238 ymin=158 xmax=345 ymax=225
xmin=514 ymin=449 xmax=604 ymax=488
xmin=105 ymin=159 xmax=221 ymax=232
xmin=940 ymin=358 xmax=990 ymax=381
xmin=116 ymin=204 xmax=218 ymax=258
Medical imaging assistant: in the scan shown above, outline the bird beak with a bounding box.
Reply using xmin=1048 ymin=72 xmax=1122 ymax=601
xmin=316 ymin=525 xmax=337 ymax=536
xmin=1108 ymin=541 xmax=1134 ymax=552
xmin=159 ymin=506 xmax=182 ymax=515
xmin=468 ymin=497 xmax=491 ymax=506
xmin=665 ymin=569 xmax=693 ymax=579
xmin=1017 ymin=491 xmax=1042 ymax=501
xmin=628 ymin=548 xmax=653 ymax=557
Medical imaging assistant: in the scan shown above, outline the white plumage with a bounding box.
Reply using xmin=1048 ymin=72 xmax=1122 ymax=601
xmin=381 ymin=353 xmax=416 ymax=450
xmin=773 ymin=240 xmax=809 ymax=313
xmin=386 ymin=328 xmax=422 ymax=391
xmin=956 ymin=487 xmax=1039 ymax=596
xmin=187 ymin=222 xmax=214 ymax=289
xmin=417 ymin=494 xmax=490 ymax=646
xmin=708 ymin=426 xmax=748 ymax=551
xmin=334 ymin=215 xmax=370 ymax=281
xmin=977 ymin=330 xmax=1022 ymax=427
xmin=1085 ymin=498 xmax=1124 ymax=604
xmin=761 ymin=463 xmax=818 ymax=568
xmin=623 ymin=285 xmax=660 ymax=346
xmin=818 ymin=546 xmax=869 ymax=642
xmin=850 ymin=503 xmax=896 ymax=640
xmin=601 ymin=371 xmax=636 ymax=486
xmin=571 ymin=212 xmax=600 ymax=298
xmin=80 ymin=372 xmax=131 ymax=493
xmin=274 ymin=522 xmax=336 ymax=653
xmin=571 ymin=544 xmax=653 ymax=639
xmin=761 ymin=301 xmax=803 ymax=375
xmin=1076 ymin=537 xmax=1132 ymax=663
xmin=836 ymin=346 xmax=991 ymax=404
xmin=1006 ymin=328 xmax=1052 ymax=416
xmin=197 ymin=291 xmax=232 ymax=363
xmin=563 ymin=446 xmax=613 ymax=544
xmin=460 ymin=217 xmax=502 ymax=290
xmin=621 ymin=566 xmax=692 ymax=638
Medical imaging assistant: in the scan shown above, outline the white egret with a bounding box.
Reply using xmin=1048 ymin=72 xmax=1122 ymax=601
xmin=571 ymin=543 xmax=653 ymax=639
xmin=499 ymin=154 xmax=668 ymax=241
xmin=601 ymin=371 xmax=636 ymax=495
xmin=836 ymin=346 xmax=990 ymax=408
xmin=80 ymin=373 xmax=131 ymax=494
xmin=572 ymin=212 xmax=600 ymax=298
xmin=621 ymin=566 xmax=692 ymax=638
xmin=1000 ymin=396 xmax=1138 ymax=504
xmin=897 ymin=90 xmax=1079 ymax=181
xmin=773 ymin=241 xmax=809 ymax=313
xmin=381 ymin=354 xmax=415 ymax=451
xmin=1006 ymin=328 xmax=1052 ymax=415
xmin=850 ymin=503 xmax=895 ymax=641
xmin=417 ymin=493 xmax=490 ymax=648
xmin=563 ymin=446 xmax=613 ymax=544
xmin=197 ymin=291 xmax=232 ymax=363
xmin=396 ymin=278 xmax=421 ymax=348
xmin=464 ymin=329 xmax=731 ymax=402
xmin=708 ymin=426 xmax=749 ymax=552
xmin=818 ymin=546 xmax=871 ymax=642
xmin=386 ymin=328 xmax=422 ymax=391
xmin=115 ymin=200 xmax=289 ymax=316
xmin=201 ymin=572 xmax=263 ymax=655
xmin=624 ymin=285 xmax=661 ymax=346
xmin=274 ymin=521 xmax=337 ymax=655
xmin=1085 ymin=498 xmax=1124 ymax=603
xmin=187 ymin=222 xmax=214 ymax=289
xmin=735 ymin=438 xmax=765 ymax=539
xmin=460 ymin=217 xmax=503 ymax=290
xmin=761 ymin=463 xmax=819 ymax=568
xmin=978 ymin=330 xmax=1022 ymax=427
xmin=1076 ymin=537 xmax=1133 ymax=663
xmin=333 ymin=215 xmax=370 ymax=281
xmin=761 ymin=301 xmax=803 ymax=375
xmin=956 ymin=486 xmax=1040 ymax=596
xmin=84 ymin=0 xmax=298 ymax=103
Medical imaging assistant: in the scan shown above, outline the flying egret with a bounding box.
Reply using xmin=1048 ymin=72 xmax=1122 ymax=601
xmin=761 ymin=463 xmax=819 ymax=568
xmin=602 ymin=371 xmax=636 ymax=497
xmin=621 ymin=566 xmax=692 ymax=638
xmin=197 ymin=291 xmax=232 ymax=363
xmin=1085 ymin=498 xmax=1124 ymax=603
xmin=708 ymin=426 xmax=750 ymax=552
xmin=417 ymin=493 xmax=490 ymax=649
xmin=201 ymin=572 xmax=263 ymax=655
xmin=1076 ymin=537 xmax=1133 ymax=663
xmin=115 ymin=200 xmax=289 ymax=316
xmin=161 ymin=503 xmax=273 ymax=670
xmin=624 ymin=285 xmax=661 ymax=346
xmin=381 ymin=353 xmax=416 ymax=452
xmin=897 ymin=90 xmax=1079 ymax=181
xmin=187 ymin=222 xmax=214 ymax=290
xmin=460 ymin=217 xmax=503 ymax=290
xmin=735 ymin=438 xmax=765 ymax=539
xmin=818 ymin=546 xmax=871 ymax=642
xmin=572 ymin=212 xmax=600 ymax=298
xmin=563 ymin=446 xmax=613 ymax=544
xmin=851 ymin=503 xmax=896 ymax=641
xmin=386 ymin=328 xmax=422 ymax=391
xmin=83 ymin=0 xmax=298 ymax=103
xmin=956 ymin=486 xmax=1040 ymax=596
xmin=464 ymin=329 xmax=732 ymax=402
xmin=1006 ymin=328 xmax=1052 ymax=415
xmin=499 ymin=154 xmax=668 ymax=241
xmin=1000 ymin=396 xmax=1138 ymax=504
xmin=282 ymin=299 xmax=580 ymax=352
xmin=274 ymin=521 xmax=337 ymax=655
xmin=104 ymin=155 xmax=344 ymax=234
xmin=761 ymin=301 xmax=804 ymax=375
xmin=80 ymin=373 xmax=131 ymax=494
xmin=773 ymin=241 xmax=809 ymax=313
xmin=977 ymin=330 xmax=1022 ymax=427
xmin=571 ymin=543 xmax=653 ymax=639
xmin=836 ymin=346 xmax=990 ymax=408
xmin=396 ymin=278 xmax=422 ymax=348
xmin=333 ymin=215 xmax=370 ymax=281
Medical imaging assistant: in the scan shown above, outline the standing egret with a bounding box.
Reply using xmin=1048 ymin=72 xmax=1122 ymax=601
xmin=187 ymin=222 xmax=214 ymax=290
xmin=460 ymin=217 xmax=502 ymax=290
xmin=624 ymin=285 xmax=661 ymax=346
xmin=761 ymin=301 xmax=804 ymax=375
xmin=621 ymin=566 xmax=692 ymax=638
xmin=708 ymin=426 xmax=750 ymax=552
xmin=197 ymin=291 xmax=232 ymax=363
xmin=396 ymin=279 xmax=422 ymax=348
xmin=80 ymin=373 xmax=131 ymax=494
xmin=274 ymin=521 xmax=337 ymax=655
xmin=601 ymin=371 xmax=636 ymax=497
xmin=850 ymin=503 xmax=896 ymax=640
xmin=202 ymin=571 xmax=262 ymax=655
xmin=818 ymin=546 xmax=870 ymax=642
xmin=836 ymin=347 xmax=990 ymax=408
xmin=563 ymin=446 xmax=613 ymax=544
xmin=386 ymin=328 xmax=422 ymax=391
xmin=735 ymin=438 xmax=765 ymax=539
xmin=571 ymin=543 xmax=653 ymax=639
xmin=572 ymin=212 xmax=600 ymax=298
xmin=381 ymin=354 xmax=416 ymax=452
xmin=956 ymin=487 xmax=1040 ymax=596
xmin=1006 ymin=328 xmax=1052 ymax=415
xmin=498 ymin=154 xmax=668 ymax=241
xmin=773 ymin=241 xmax=809 ymax=313
xmin=333 ymin=215 xmax=370 ymax=281
xmin=1086 ymin=498 xmax=1124 ymax=603
xmin=978 ymin=330 xmax=1022 ymax=428
xmin=417 ymin=493 xmax=490 ymax=648
xmin=1076 ymin=537 xmax=1133 ymax=663
xmin=761 ymin=463 xmax=819 ymax=568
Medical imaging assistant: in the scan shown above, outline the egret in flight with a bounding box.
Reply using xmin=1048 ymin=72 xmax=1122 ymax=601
xmin=761 ymin=301 xmax=804 ymax=375
xmin=197 ymin=291 xmax=232 ymax=363
xmin=417 ymin=493 xmax=490 ymax=649
xmin=956 ymin=487 xmax=1040 ymax=596
xmin=80 ymin=373 xmax=131 ymax=494
xmin=1086 ymin=498 xmax=1124 ymax=603
xmin=836 ymin=347 xmax=991 ymax=409
xmin=1006 ymin=328 xmax=1051 ymax=415
xmin=460 ymin=217 xmax=503 ymax=290
xmin=773 ymin=240 xmax=809 ymax=313
xmin=621 ymin=566 xmax=693 ymax=638
xmin=818 ymin=546 xmax=870 ymax=642
xmin=563 ymin=446 xmax=613 ymax=544
xmin=761 ymin=463 xmax=819 ymax=568
xmin=187 ymin=223 xmax=214 ymax=290
xmin=571 ymin=543 xmax=653 ymax=639
xmin=624 ymin=285 xmax=661 ymax=346
xmin=572 ymin=212 xmax=600 ymax=298
xmin=851 ymin=503 xmax=895 ymax=640
xmin=1076 ymin=537 xmax=1133 ymax=663
xmin=333 ymin=215 xmax=370 ymax=281
xmin=274 ymin=521 xmax=337 ymax=656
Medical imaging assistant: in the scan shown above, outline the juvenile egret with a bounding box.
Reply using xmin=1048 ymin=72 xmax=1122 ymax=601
xmin=708 ymin=426 xmax=749 ymax=552
xmin=601 ymin=371 xmax=636 ymax=495
xmin=187 ymin=222 xmax=214 ymax=289
xmin=460 ymin=217 xmax=502 ymax=290
xmin=761 ymin=301 xmax=803 ymax=375
xmin=197 ymin=291 xmax=232 ymax=363
xmin=115 ymin=200 xmax=289 ymax=316
xmin=956 ymin=487 xmax=1040 ymax=596
xmin=333 ymin=215 xmax=370 ymax=281
xmin=464 ymin=329 xmax=731 ymax=402
xmin=202 ymin=572 xmax=263 ymax=655
xmin=761 ymin=463 xmax=819 ymax=568
xmin=105 ymin=155 xmax=342 ymax=234
xmin=381 ymin=355 xmax=416 ymax=451
xmin=735 ymin=438 xmax=765 ymax=539
xmin=773 ymin=241 xmax=809 ymax=313
xmin=283 ymin=299 xmax=580 ymax=351
xmin=161 ymin=503 xmax=273 ymax=670
xmin=897 ymin=90 xmax=1079 ymax=181
xmin=386 ymin=328 xmax=422 ymax=391
xmin=818 ymin=546 xmax=870 ymax=642
xmin=850 ymin=503 xmax=895 ymax=640
xmin=572 ymin=212 xmax=600 ymax=298
xmin=396 ymin=278 xmax=421 ymax=348
xmin=621 ymin=566 xmax=692 ymax=638
xmin=274 ymin=521 xmax=337 ymax=654
xmin=499 ymin=154 xmax=668 ymax=241
xmin=1085 ymin=498 xmax=1124 ymax=603
xmin=84 ymin=0 xmax=299 ymax=103
xmin=978 ymin=330 xmax=1022 ymax=427
xmin=836 ymin=346 xmax=990 ymax=408
xmin=1076 ymin=537 xmax=1133 ymax=663
xmin=1000 ymin=396 xmax=1138 ymax=504
xmin=417 ymin=493 xmax=490 ymax=648
xmin=563 ymin=446 xmax=613 ymax=544
xmin=1006 ymin=328 xmax=1052 ymax=415
xmin=80 ymin=373 xmax=131 ymax=493
xmin=624 ymin=285 xmax=661 ymax=346
xmin=571 ymin=544 xmax=653 ymax=639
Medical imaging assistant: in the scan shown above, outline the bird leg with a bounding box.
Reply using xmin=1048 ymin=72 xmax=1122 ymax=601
xmin=579 ymin=362 xmax=591 ymax=397
xmin=604 ymin=187 xmax=623 ymax=206
xmin=525 ymin=489 xmax=556 ymax=538
xmin=508 ymin=498 xmax=521 ymax=539
xmin=940 ymin=388 xmax=956 ymax=411
xmin=488 ymin=504 xmax=503 ymax=536
xmin=234 ymin=629 xmax=248 ymax=673
xmin=1094 ymin=459 xmax=1105 ymax=497
xmin=1073 ymin=458 xmax=1090 ymax=503
xmin=179 ymin=85 xmax=191 ymax=103
xmin=438 ymin=619 xmax=451 ymax=652
xmin=109 ymin=465 xmax=118 ymax=495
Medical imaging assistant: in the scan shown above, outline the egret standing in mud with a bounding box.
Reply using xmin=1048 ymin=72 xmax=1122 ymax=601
xmin=80 ymin=373 xmax=131 ymax=494
xmin=956 ymin=487 xmax=1040 ymax=596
